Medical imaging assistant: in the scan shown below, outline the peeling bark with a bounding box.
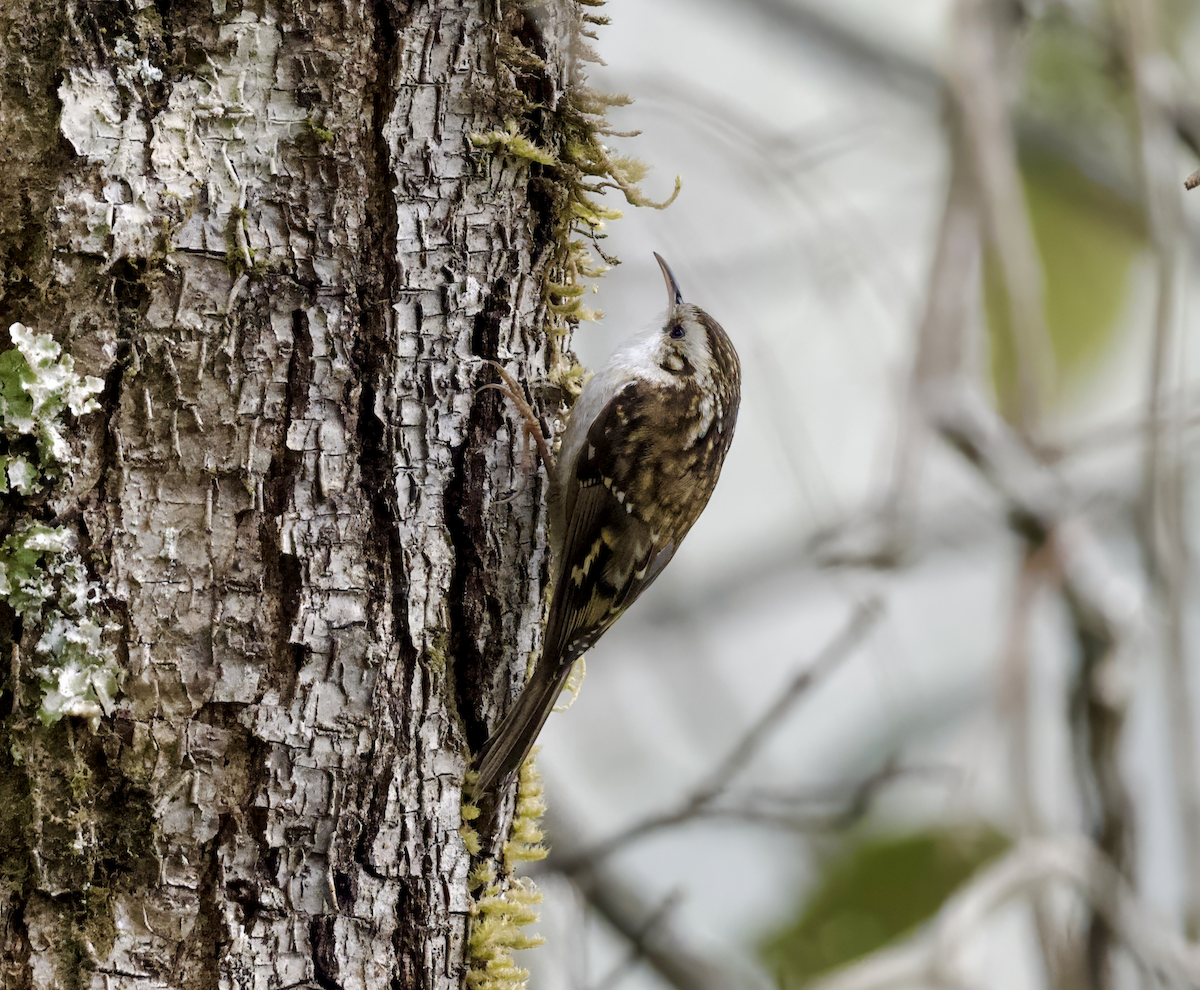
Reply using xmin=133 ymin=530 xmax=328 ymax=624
xmin=0 ymin=0 xmax=566 ymax=986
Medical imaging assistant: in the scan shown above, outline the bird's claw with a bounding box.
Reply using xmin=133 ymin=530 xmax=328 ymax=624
xmin=478 ymin=360 xmax=555 ymax=476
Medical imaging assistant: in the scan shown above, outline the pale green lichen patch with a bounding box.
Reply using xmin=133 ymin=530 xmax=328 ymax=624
xmin=0 ymin=324 xmax=104 ymax=494
xmin=464 ymin=753 xmax=549 ymax=990
xmin=35 ymin=611 xmax=121 ymax=729
xmin=0 ymin=324 xmax=119 ymax=730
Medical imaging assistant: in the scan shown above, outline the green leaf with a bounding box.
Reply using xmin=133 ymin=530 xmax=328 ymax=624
xmin=759 ymin=825 xmax=1009 ymax=987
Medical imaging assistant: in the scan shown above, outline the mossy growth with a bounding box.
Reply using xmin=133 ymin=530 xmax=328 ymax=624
xmin=224 ymin=206 xmax=254 ymax=278
xmin=551 ymin=656 xmax=584 ymax=712
xmin=0 ymin=323 xmax=119 ymax=730
xmin=472 ymin=0 xmax=680 ymax=391
xmin=305 ymin=117 xmax=336 ymax=143
xmin=462 ymin=751 xmax=549 ymax=990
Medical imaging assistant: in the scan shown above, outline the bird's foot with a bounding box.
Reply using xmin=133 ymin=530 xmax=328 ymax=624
xmin=478 ymin=360 xmax=555 ymax=477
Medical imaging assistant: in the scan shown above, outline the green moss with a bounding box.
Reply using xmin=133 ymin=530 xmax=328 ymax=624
xmin=306 ymin=117 xmax=336 ymax=143
xmin=68 ymin=759 xmax=92 ymax=803
xmin=502 ymin=754 xmax=547 ymax=873
xmin=0 ymin=732 xmax=33 ymax=890
xmin=470 ymin=121 xmax=558 ymax=166
xmin=477 ymin=0 xmax=680 ymax=390
xmin=56 ymin=929 xmax=93 ymax=990
xmin=224 ymin=206 xmax=254 ymax=277
xmin=426 ymin=631 xmax=451 ymax=672
xmin=83 ymin=884 xmax=117 ymax=960
xmin=464 ymin=752 xmax=549 ymax=990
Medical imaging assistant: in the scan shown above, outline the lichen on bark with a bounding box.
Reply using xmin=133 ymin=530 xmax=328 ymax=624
xmin=0 ymin=323 xmax=117 ymax=729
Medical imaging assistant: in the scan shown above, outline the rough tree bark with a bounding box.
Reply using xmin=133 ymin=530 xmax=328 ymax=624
xmin=0 ymin=0 xmax=576 ymax=986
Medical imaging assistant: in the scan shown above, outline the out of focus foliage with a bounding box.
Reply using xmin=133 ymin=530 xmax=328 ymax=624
xmin=986 ymin=12 xmax=1146 ymax=420
xmin=985 ymin=150 xmax=1145 ymax=418
xmin=759 ymin=826 xmax=1009 ymax=987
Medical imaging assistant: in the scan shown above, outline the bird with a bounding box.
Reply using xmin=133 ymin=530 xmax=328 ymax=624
xmin=470 ymin=253 xmax=741 ymax=798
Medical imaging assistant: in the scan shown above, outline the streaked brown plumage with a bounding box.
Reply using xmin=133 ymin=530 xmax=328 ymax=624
xmin=470 ymin=254 xmax=741 ymax=798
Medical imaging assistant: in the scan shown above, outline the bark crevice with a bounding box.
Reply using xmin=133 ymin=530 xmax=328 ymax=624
xmin=448 ymin=278 xmax=515 ymax=753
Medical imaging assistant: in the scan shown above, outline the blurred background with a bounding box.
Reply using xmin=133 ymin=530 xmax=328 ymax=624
xmin=523 ymin=1 xmax=1200 ymax=988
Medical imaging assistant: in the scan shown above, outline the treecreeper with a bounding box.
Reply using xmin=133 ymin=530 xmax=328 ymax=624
xmin=471 ymin=254 xmax=742 ymax=798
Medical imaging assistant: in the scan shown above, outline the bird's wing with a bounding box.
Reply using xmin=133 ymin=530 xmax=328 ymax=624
xmin=471 ymin=384 xmax=675 ymax=796
xmin=542 ymin=382 xmax=677 ymax=667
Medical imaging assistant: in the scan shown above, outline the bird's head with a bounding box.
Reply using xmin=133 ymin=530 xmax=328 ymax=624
xmin=646 ymin=252 xmax=740 ymax=395
xmin=608 ymin=254 xmax=740 ymax=396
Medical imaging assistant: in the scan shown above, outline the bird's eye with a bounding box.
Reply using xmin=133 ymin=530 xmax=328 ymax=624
xmin=669 ymin=325 xmax=686 ymax=340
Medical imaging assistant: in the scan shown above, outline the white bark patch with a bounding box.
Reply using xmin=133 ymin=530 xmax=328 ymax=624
xmin=58 ymin=16 xmax=308 ymax=265
xmin=58 ymin=68 xmax=124 ymax=162
xmin=57 ymin=66 xmax=157 ymax=258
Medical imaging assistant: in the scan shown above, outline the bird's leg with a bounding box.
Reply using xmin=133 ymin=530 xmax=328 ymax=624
xmin=478 ymin=360 xmax=555 ymax=477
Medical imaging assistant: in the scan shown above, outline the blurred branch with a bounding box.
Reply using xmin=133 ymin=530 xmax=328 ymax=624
xmin=805 ymin=837 xmax=1200 ymax=990
xmin=882 ymin=103 xmax=982 ymax=563
xmin=664 ymin=763 xmax=956 ymax=832
xmin=588 ymin=888 xmax=684 ymax=990
xmin=1046 ymin=388 xmax=1200 ymax=458
xmin=1115 ymin=0 xmax=1200 ymax=939
xmin=931 ymin=384 xmax=1142 ymax=988
xmin=542 ymin=806 xmax=775 ymax=990
xmin=553 ymin=601 xmax=883 ymax=872
xmin=916 ymin=387 xmax=1143 ymax=650
xmin=950 ymin=0 xmax=1054 ymax=434
xmin=724 ymin=763 xmax=958 ymax=814
xmin=998 ymin=542 xmax=1084 ymax=989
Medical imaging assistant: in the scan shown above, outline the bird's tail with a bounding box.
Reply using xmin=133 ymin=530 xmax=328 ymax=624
xmin=470 ymin=656 xmax=574 ymax=799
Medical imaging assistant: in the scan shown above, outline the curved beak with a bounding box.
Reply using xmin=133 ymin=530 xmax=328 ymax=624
xmin=653 ymin=252 xmax=684 ymax=313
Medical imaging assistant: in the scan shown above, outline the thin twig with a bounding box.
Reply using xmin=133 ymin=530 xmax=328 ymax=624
xmin=692 ymin=598 xmax=882 ymax=805
xmin=652 ymin=763 xmax=955 ymax=833
xmin=478 ymin=359 xmax=555 ymax=474
xmin=553 ymin=600 xmax=883 ymax=871
xmin=587 ymin=888 xmax=683 ymax=990
xmin=543 ymin=807 xmax=775 ymax=990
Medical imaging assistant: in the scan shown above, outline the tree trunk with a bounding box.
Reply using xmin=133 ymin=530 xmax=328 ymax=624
xmin=0 ymin=0 xmax=571 ymax=986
